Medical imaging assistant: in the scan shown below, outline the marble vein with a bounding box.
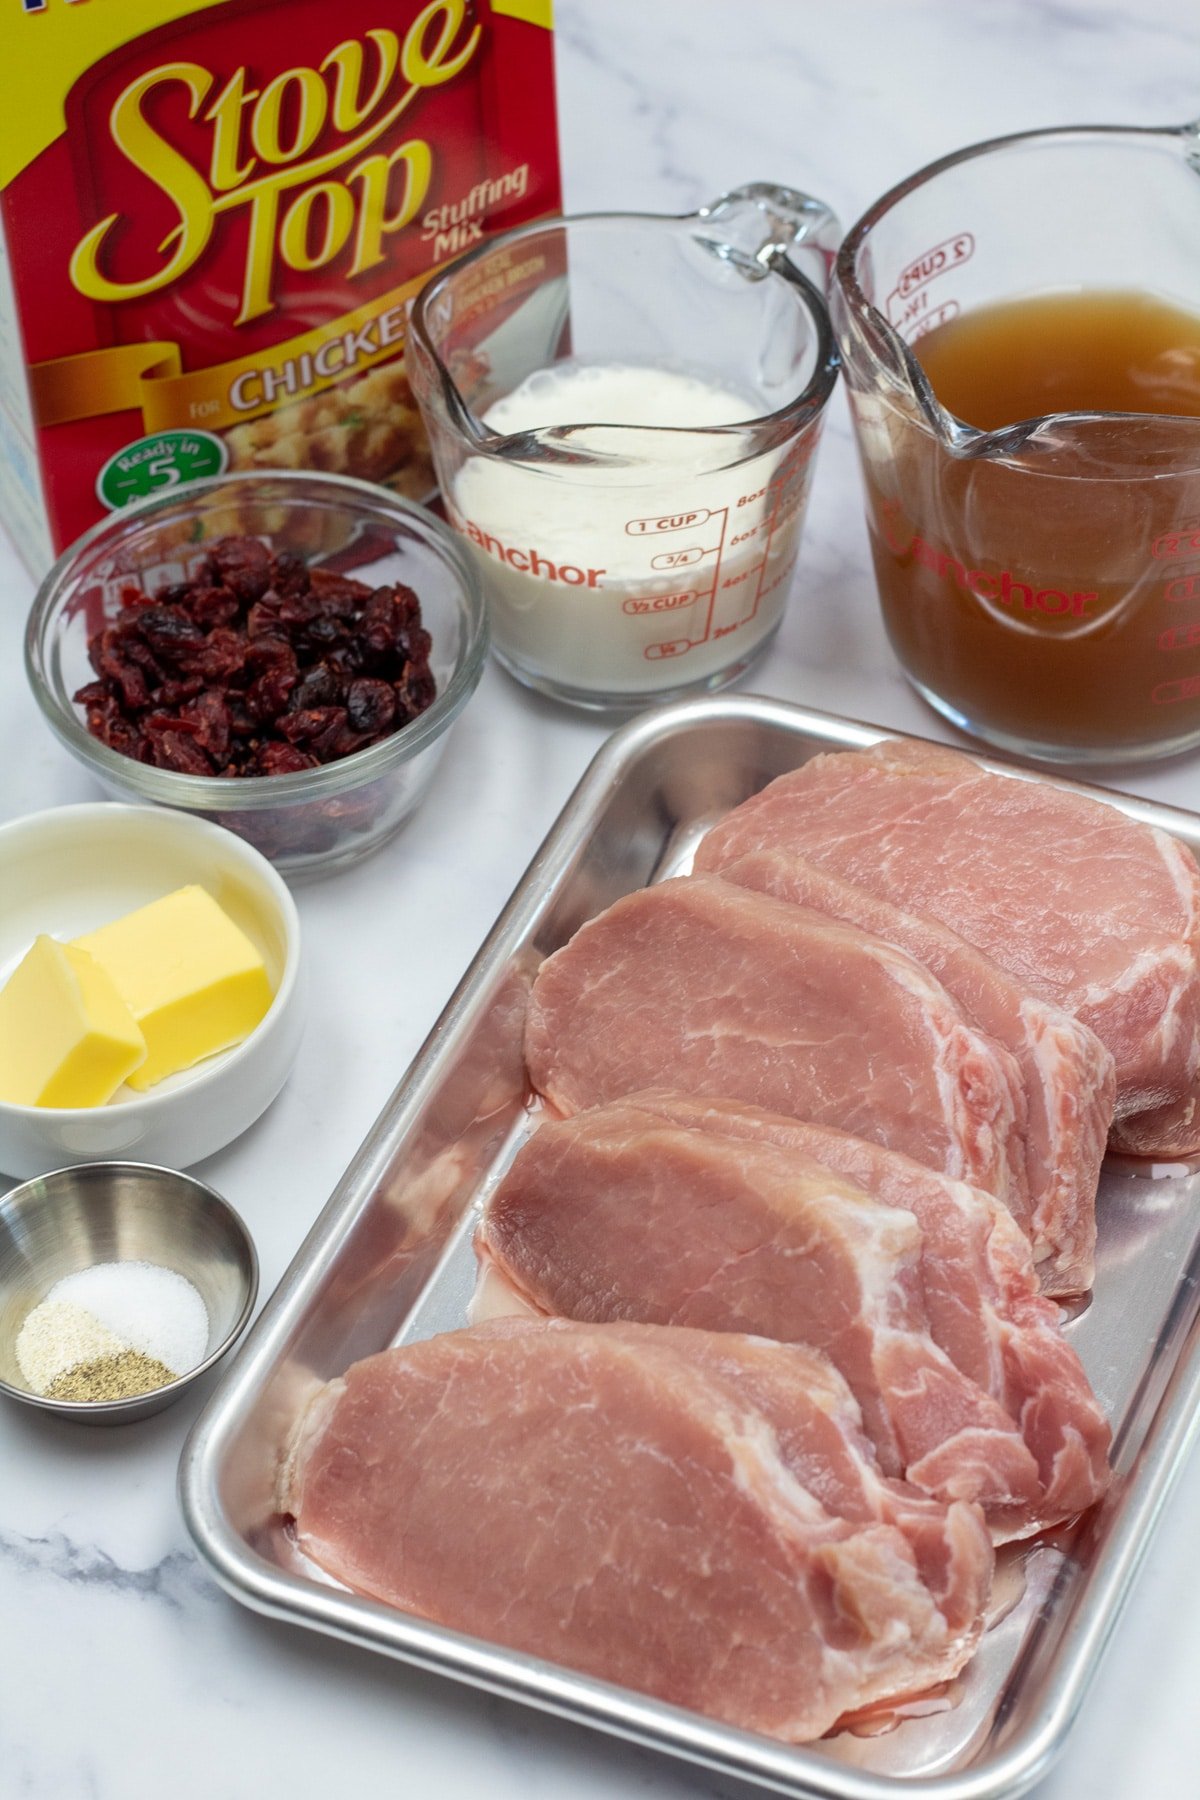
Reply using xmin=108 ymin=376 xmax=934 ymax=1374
xmin=0 ymin=1527 xmax=213 ymax=1612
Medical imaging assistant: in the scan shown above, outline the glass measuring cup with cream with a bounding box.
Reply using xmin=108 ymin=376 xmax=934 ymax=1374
xmin=408 ymin=186 xmax=839 ymax=708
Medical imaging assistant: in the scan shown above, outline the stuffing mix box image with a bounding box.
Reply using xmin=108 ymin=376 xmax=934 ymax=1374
xmin=0 ymin=0 xmax=561 ymax=571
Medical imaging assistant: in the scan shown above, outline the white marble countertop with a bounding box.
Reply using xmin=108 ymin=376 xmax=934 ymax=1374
xmin=4 ymin=3 xmax=1200 ymax=1795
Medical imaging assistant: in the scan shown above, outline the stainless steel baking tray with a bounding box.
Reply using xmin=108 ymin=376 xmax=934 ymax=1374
xmin=179 ymin=695 xmax=1200 ymax=1800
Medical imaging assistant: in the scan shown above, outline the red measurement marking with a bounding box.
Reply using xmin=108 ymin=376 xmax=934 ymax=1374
xmin=622 ymin=589 xmax=698 ymax=615
xmin=626 ymin=509 xmax=710 ymax=536
xmin=1152 ymin=525 xmax=1200 ymax=561
xmin=908 ymin=299 xmax=960 ymax=343
xmin=1152 ymin=672 xmax=1200 ymax=705
xmin=1159 ymin=621 xmax=1200 ymax=652
xmin=681 ymin=507 xmax=729 ymax=650
xmin=752 ymin=472 xmax=785 ymax=609
xmin=886 ymin=233 xmax=975 ymax=322
xmin=650 ymin=547 xmax=705 ymax=569
xmin=753 ymin=457 xmax=811 ymax=599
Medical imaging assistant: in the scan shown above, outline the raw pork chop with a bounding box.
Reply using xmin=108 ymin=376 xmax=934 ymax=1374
xmin=477 ymin=1105 xmax=1045 ymax=1532
xmin=585 ymin=1091 xmax=1112 ymax=1525
xmin=694 ymin=737 xmax=1200 ymax=1156
xmin=720 ymin=846 xmax=1115 ymax=1293
xmin=524 ymin=873 xmax=1029 ymax=1206
xmin=281 ymin=1318 xmax=993 ymax=1743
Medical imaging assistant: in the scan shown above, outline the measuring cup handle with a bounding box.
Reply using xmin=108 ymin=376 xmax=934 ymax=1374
xmin=695 ymin=183 xmax=841 ymax=291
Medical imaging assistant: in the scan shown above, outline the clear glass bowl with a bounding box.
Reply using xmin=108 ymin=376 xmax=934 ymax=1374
xmin=25 ymin=472 xmax=488 ymax=880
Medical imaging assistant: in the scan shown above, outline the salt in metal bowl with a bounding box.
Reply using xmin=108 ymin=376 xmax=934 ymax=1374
xmin=0 ymin=1161 xmax=258 ymax=1423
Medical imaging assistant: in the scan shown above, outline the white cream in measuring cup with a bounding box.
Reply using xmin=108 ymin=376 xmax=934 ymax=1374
xmin=407 ymin=188 xmax=841 ymax=709
xmin=449 ymin=362 xmax=811 ymax=703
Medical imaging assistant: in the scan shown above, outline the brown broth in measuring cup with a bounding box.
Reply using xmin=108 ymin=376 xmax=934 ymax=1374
xmin=860 ymin=290 xmax=1200 ymax=758
xmin=917 ymin=291 xmax=1200 ymax=425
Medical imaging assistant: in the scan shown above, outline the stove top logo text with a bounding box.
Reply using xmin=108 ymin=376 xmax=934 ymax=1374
xmin=69 ymin=1 xmax=479 ymax=323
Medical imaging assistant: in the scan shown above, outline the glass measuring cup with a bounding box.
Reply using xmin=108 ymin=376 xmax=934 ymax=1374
xmin=408 ymin=185 xmax=839 ymax=710
xmin=834 ymin=122 xmax=1200 ymax=764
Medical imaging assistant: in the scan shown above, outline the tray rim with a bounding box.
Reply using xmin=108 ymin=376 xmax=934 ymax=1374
xmin=178 ymin=693 xmax=1200 ymax=1800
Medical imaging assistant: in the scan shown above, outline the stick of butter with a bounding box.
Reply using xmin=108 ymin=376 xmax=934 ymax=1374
xmin=0 ymin=936 xmax=147 ymax=1107
xmin=73 ymin=885 xmax=274 ymax=1090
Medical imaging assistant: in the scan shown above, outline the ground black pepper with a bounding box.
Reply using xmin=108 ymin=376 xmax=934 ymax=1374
xmin=47 ymin=1348 xmax=177 ymax=1401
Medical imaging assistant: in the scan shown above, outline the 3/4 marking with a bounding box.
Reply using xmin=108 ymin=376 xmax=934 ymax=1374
xmin=650 ymin=547 xmax=706 ymax=569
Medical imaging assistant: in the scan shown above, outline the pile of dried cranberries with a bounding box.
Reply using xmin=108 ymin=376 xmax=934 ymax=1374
xmin=75 ymin=535 xmax=437 ymax=777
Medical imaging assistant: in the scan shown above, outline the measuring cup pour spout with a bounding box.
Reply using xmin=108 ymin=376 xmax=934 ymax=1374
xmin=696 ymin=183 xmax=841 ymax=289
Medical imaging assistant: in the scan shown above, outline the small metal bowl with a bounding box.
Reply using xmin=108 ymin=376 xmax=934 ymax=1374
xmin=0 ymin=1162 xmax=258 ymax=1423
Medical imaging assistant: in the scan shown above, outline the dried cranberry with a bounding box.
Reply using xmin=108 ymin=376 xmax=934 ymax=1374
xmin=144 ymin=710 xmax=201 ymax=737
xmin=248 ymin=598 xmax=287 ymax=639
xmin=397 ymin=663 xmax=437 ymax=714
xmin=278 ymin=704 xmax=345 ymax=746
xmin=146 ymin=724 xmax=212 ymax=775
xmin=271 ymin=551 xmax=310 ymax=600
xmin=185 ymin=584 xmax=240 ymax=629
xmin=276 ymin=587 xmax=323 ymax=628
xmin=208 ymin=535 xmax=272 ymax=602
xmin=324 ymin=643 xmax=364 ymax=681
xmin=157 ymin=674 xmax=206 ymax=706
xmin=328 ymin=725 xmax=372 ymax=760
xmin=310 ymin=569 xmax=371 ymax=615
xmin=198 ymin=627 xmax=246 ymax=684
xmin=246 ymin=667 xmax=297 ymax=723
xmin=72 ymin=532 xmax=437 ymax=785
xmin=80 ymin=690 xmax=143 ymax=758
xmin=182 ymin=690 xmax=233 ymax=764
xmin=133 ymin=606 xmax=207 ymax=661
xmin=309 ymin=711 xmax=354 ymax=760
xmin=246 ymin=634 xmax=297 ymax=674
xmin=106 ymin=657 xmax=151 ymax=711
xmin=256 ymin=741 xmax=319 ymax=775
xmin=225 ymin=697 xmax=258 ymax=738
xmin=301 ymin=615 xmax=342 ymax=649
xmin=346 ymin=677 xmax=397 ymax=735
xmin=289 ymin=664 xmax=341 ymax=711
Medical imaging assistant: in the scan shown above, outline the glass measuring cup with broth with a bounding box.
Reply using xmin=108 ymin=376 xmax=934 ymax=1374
xmin=408 ymin=186 xmax=839 ymax=710
xmin=834 ymin=122 xmax=1200 ymax=763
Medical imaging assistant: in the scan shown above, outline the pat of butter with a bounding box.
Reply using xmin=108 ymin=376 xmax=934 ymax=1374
xmin=0 ymin=936 xmax=147 ymax=1108
xmin=73 ymin=885 xmax=273 ymax=1090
